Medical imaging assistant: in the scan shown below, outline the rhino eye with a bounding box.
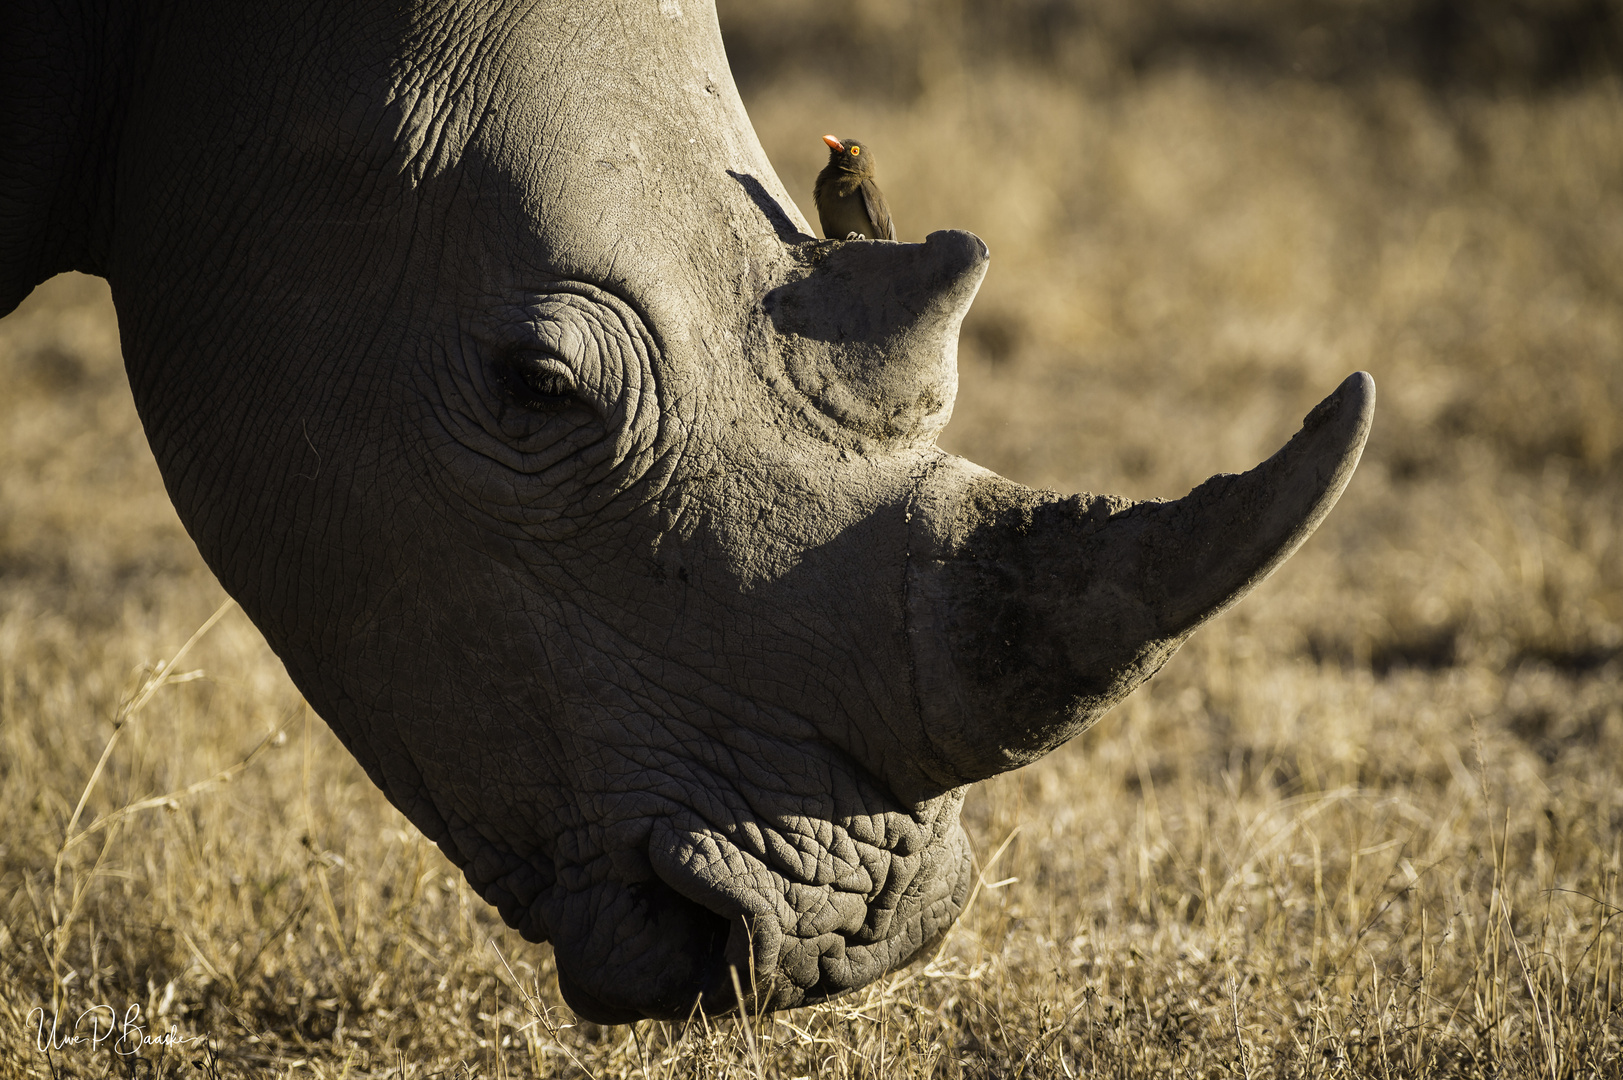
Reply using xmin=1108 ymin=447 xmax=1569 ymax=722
xmin=506 ymin=350 xmax=579 ymax=407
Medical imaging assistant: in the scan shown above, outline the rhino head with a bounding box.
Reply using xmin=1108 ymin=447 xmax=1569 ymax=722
xmin=1 ymin=1 xmax=1372 ymax=1021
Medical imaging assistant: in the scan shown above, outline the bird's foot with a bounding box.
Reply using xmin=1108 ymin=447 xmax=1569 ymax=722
xmin=845 ymin=231 xmax=864 ymax=241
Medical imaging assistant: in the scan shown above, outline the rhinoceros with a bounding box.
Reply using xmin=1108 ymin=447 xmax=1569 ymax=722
xmin=0 ymin=0 xmax=1372 ymax=1022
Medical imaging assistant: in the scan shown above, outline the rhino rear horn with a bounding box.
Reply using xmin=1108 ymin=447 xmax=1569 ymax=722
xmin=764 ymin=230 xmax=989 ymax=445
xmin=907 ymin=371 xmax=1375 ymax=786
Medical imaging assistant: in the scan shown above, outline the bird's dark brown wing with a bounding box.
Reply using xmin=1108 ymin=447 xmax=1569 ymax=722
xmin=859 ymin=178 xmax=897 ymax=241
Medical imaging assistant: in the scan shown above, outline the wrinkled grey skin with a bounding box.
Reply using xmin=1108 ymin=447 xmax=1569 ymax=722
xmin=1 ymin=1 xmax=1373 ymax=1022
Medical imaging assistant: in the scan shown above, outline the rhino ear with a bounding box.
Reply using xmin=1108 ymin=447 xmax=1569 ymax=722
xmin=908 ymin=372 xmax=1376 ymax=786
xmin=763 ymin=230 xmax=988 ymax=446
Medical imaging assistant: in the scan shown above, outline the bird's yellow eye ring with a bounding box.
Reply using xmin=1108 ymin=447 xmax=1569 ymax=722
xmin=849 ymin=145 xmax=861 ymax=156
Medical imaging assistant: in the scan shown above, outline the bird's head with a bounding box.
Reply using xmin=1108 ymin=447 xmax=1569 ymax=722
xmin=822 ymin=135 xmax=875 ymax=176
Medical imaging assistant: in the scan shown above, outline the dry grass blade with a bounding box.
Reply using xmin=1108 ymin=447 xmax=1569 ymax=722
xmin=56 ymin=712 xmax=292 ymax=860
xmin=42 ymin=598 xmax=240 ymax=1004
xmin=55 ymin=598 xmax=237 ymax=877
xmin=491 ymin=940 xmax=599 ymax=1080
xmin=1230 ymin=975 xmax=1255 ymax=1080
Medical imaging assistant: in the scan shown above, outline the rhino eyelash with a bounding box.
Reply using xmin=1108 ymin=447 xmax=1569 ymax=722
xmin=503 ymin=350 xmax=580 ymax=408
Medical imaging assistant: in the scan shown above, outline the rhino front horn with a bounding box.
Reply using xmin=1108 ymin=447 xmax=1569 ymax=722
xmin=907 ymin=371 xmax=1375 ymax=787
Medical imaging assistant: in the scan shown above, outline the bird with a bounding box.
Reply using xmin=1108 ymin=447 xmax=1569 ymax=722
xmin=813 ymin=135 xmax=897 ymax=242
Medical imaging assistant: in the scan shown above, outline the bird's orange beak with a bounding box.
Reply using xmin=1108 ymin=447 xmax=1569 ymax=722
xmin=822 ymin=134 xmax=844 ymax=152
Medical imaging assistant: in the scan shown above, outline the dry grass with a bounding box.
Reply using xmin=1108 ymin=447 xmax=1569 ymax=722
xmin=3 ymin=26 xmax=1622 ymax=1080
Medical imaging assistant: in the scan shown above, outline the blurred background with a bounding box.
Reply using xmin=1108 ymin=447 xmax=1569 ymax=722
xmin=1 ymin=2 xmax=1620 ymax=1073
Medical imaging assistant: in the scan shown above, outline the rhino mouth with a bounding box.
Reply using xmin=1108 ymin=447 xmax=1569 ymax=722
xmin=533 ymin=797 xmax=972 ymax=1023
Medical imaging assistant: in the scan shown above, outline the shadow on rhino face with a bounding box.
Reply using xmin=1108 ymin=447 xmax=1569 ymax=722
xmin=727 ymin=170 xmax=818 ymax=244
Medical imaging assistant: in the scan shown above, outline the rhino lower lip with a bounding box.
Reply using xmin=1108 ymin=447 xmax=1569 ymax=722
xmin=551 ymin=878 xmax=739 ymax=1024
xmin=555 ymin=966 xmax=646 ymax=1026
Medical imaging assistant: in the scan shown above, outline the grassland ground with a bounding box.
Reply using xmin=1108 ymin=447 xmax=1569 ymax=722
xmin=2 ymin=24 xmax=1621 ymax=1080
